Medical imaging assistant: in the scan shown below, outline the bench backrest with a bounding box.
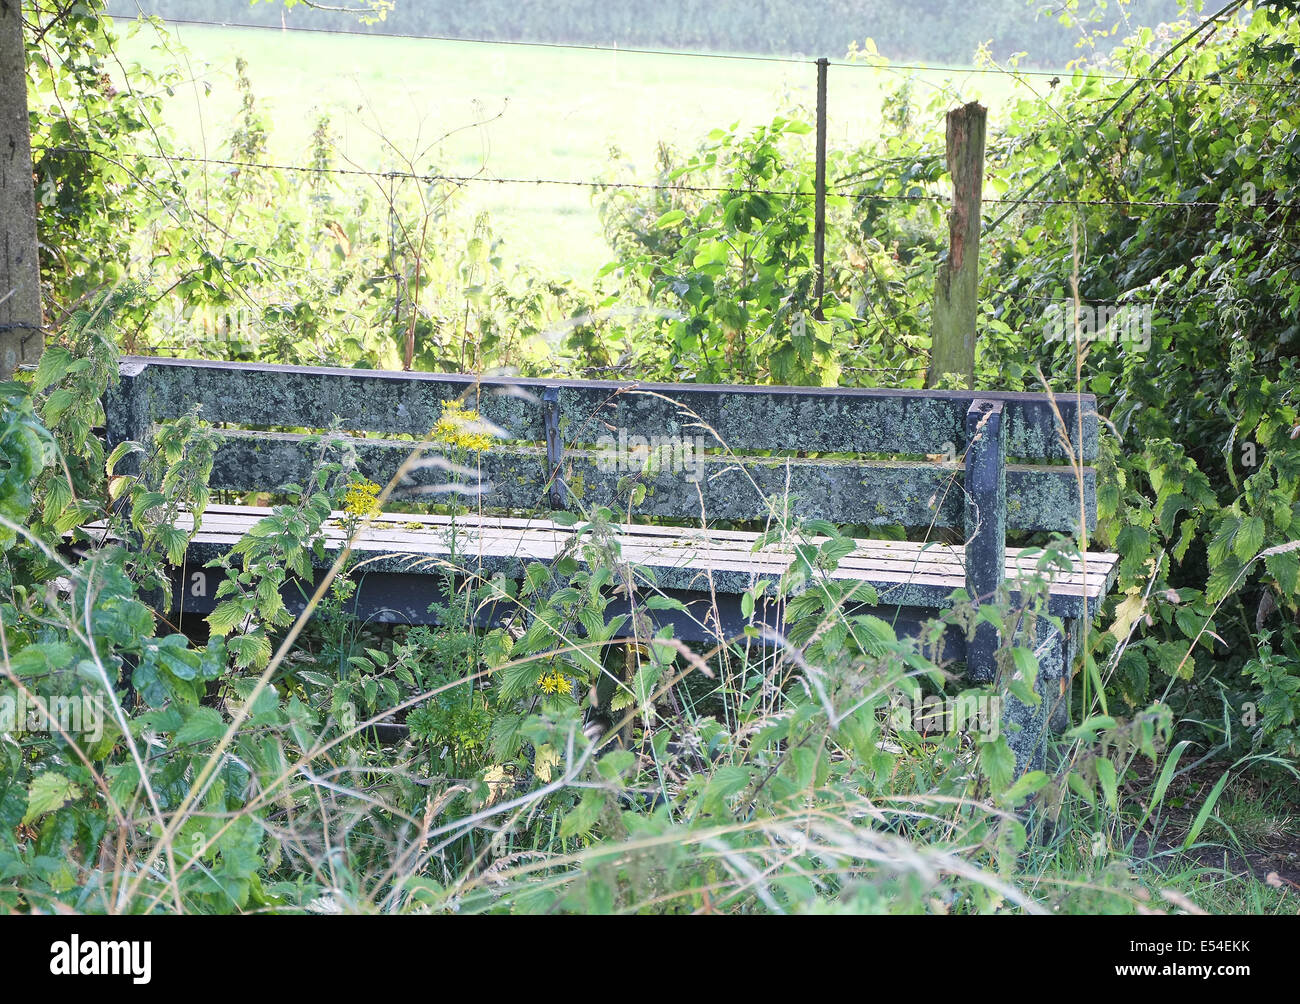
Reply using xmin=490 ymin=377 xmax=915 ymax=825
xmin=105 ymin=356 xmax=1098 ymax=539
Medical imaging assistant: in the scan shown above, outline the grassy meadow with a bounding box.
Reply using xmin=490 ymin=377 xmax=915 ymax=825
xmin=112 ymin=19 xmax=1032 ymax=278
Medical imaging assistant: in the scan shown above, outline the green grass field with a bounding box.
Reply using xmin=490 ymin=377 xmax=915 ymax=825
xmin=113 ymin=19 xmax=1032 ymax=278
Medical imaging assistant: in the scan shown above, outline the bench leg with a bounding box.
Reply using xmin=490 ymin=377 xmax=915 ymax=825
xmin=963 ymin=400 xmax=1006 ymax=684
xmin=1000 ymin=617 xmax=1077 ymax=774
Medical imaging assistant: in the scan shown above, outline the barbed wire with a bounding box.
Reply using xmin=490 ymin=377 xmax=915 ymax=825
xmin=45 ymin=145 xmax=1294 ymax=214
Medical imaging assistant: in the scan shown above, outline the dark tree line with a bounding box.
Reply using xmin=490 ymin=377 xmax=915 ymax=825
xmin=106 ymin=0 xmax=1192 ymax=66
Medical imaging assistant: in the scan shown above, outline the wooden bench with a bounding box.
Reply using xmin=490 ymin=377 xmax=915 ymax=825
xmin=102 ymin=356 xmax=1119 ymax=768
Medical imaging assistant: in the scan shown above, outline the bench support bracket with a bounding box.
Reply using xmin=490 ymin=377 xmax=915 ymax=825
xmin=542 ymin=386 xmax=564 ymax=510
xmin=103 ymin=359 xmax=153 ymax=476
xmin=964 ymin=399 xmax=1006 ymax=681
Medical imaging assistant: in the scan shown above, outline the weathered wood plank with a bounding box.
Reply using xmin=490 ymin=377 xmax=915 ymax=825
xmin=558 ymin=450 xmax=1094 ymax=531
xmin=205 ymin=430 xmax=1096 ymax=531
xmin=117 ymin=357 xmax=1098 ymax=461
xmin=195 ymin=508 xmax=1109 ymax=578
xmin=110 ymin=505 xmax=1118 ymax=618
xmin=207 ymin=431 xmax=556 ymax=510
xmin=124 ymin=357 xmax=547 ymax=442
xmin=187 ymin=510 xmax=1118 ymax=594
xmin=193 ymin=505 xmax=1114 ymax=588
xmin=195 ymin=506 xmax=1102 ymax=565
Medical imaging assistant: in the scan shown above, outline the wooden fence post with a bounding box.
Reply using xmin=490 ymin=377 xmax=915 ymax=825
xmin=927 ymin=101 xmax=986 ymax=389
xmin=0 ymin=0 xmax=42 ymax=379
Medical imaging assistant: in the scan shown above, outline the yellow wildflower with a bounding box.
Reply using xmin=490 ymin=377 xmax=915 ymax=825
xmin=342 ymin=478 xmax=383 ymax=519
xmin=538 ymin=671 xmax=570 ymax=696
xmin=432 ymin=399 xmax=494 ymax=453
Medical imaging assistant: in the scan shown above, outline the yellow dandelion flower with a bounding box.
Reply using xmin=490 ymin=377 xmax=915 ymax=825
xmin=432 ymin=399 xmax=494 ymax=453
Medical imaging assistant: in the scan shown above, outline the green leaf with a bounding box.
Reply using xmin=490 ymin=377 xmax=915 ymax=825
xmin=105 ymin=439 xmax=143 ymax=475
xmin=1265 ymin=549 xmax=1299 ymax=596
xmin=644 ymin=595 xmax=687 ymax=612
xmin=175 ymin=706 xmax=227 ymax=746
xmin=32 ymin=345 xmax=72 ymax=392
xmin=818 ymin=536 xmax=856 ymax=567
xmin=154 ymin=635 xmax=202 ymax=680
xmin=23 ymin=772 xmax=82 ymax=825
xmin=1206 ymin=555 xmax=1245 ymax=603
xmin=704 ymin=765 xmax=751 ymax=803
xmin=558 ymin=789 xmax=604 ymax=839
xmin=596 ymin=750 xmax=635 ymax=781
xmin=228 ymin=632 xmax=272 ymax=670
xmin=999 ymin=770 xmax=1048 ymax=807
xmin=1096 ymin=758 xmax=1118 ymax=811
xmin=207 ymin=600 xmax=247 ymax=636
xmin=1009 ymin=646 xmax=1040 ymax=701
xmin=41 ymin=388 xmax=75 ymax=426
xmin=1067 ymin=770 xmax=1095 ymax=806
xmin=43 ymin=475 xmax=72 ymax=523
xmin=788 ymin=746 xmax=817 ymax=788
xmin=1136 ymin=739 xmax=1193 ymax=835
xmin=1172 ymin=517 xmax=1198 ymax=563
xmin=523 ymin=562 xmax=550 ymax=596
xmin=1234 ymin=516 xmax=1266 ymax=562
xmin=1183 ymin=770 xmax=1231 ymax=850
xmin=979 ymin=737 xmax=1016 ymax=793
xmin=1066 ymin=715 xmax=1117 ymax=741
xmin=1206 ymin=518 xmax=1239 ymax=566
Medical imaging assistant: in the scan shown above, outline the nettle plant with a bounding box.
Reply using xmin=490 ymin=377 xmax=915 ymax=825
xmin=1085 ymin=350 xmax=1300 ymax=757
xmin=480 ymin=509 xmax=633 ymax=766
xmin=390 ymin=505 xmax=1175 ymax=915
xmin=204 ymin=435 xmax=351 ymax=671
xmin=868 ymin=5 xmax=1300 ymax=756
xmin=0 ymin=390 xmax=256 ymax=909
xmin=597 ymin=115 xmax=851 ymax=386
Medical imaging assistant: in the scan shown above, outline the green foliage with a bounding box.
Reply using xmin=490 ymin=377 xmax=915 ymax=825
xmin=0 ymin=385 xmax=53 ymax=550
xmin=598 ymin=117 xmax=847 ymax=385
xmin=5 ymin=0 xmax=1298 ymax=917
xmin=27 ymin=0 xmax=599 ymax=374
xmin=206 ymin=443 xmax=342 ymax=669
xmin=0 ymin=369 xmax=1278 ymax=913
xmin=968 ymin=4 xmax=1300 ymax=756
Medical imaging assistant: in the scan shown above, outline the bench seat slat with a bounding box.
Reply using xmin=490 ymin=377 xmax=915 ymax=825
xmin=110 ymin=505 xmax=1118 ymax=619
xmin=190 ymin=505 xmax=1095 ymax=558
xmin=190 ymin=511 xmax=1115 ymax=590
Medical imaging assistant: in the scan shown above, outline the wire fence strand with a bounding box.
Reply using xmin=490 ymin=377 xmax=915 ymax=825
xmin=44 ymin=145 xmax=1295 ymax=215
